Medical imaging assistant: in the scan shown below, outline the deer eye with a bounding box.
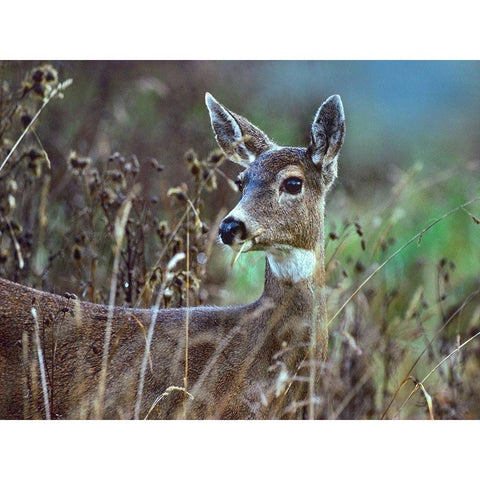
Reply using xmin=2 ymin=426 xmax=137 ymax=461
xmin=281 ymin=177 xmax=303 ymax=195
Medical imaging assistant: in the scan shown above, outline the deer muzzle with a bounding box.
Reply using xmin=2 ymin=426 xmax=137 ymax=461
xmin=218 ymin=216 xmax=247 ymax=246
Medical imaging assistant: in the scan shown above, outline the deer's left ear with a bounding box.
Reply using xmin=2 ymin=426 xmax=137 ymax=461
xmin=309 ymin=95 xmax=345 ymax=186
xmin=205 ymin=92 xmax=275 ymax=167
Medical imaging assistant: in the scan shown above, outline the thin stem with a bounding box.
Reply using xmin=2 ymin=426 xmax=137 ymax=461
xmin=328 ymin=197 xmax=480 ymax=327
xmin=392 ymin=330 xmax=480 ymax=419
xmin=0 ymin=79 xmax=72 ymax=174
xmin=381 ymin=288 xmax=480 ymax=419
xmin=183 ymin=206 xmax=191 ymax=419
xmin=95 ymin=190 xmax=135 ymax=418
xmin=31 ymin=307 xmax=51 ymax=420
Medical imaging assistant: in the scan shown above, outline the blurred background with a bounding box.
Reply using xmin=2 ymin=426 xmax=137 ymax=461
xmin=1 ymin=61 xmax=479 ymax=418
xmin=6 ymin=62 xmax=477 ymax=288
xmin=5 ymin=61 xmax=480 ymax=179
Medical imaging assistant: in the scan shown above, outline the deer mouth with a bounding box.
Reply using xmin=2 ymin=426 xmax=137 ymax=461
xmin=226 ymin=227 xmax=266 ymax=254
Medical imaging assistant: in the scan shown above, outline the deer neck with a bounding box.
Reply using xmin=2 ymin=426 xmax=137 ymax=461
xmin=262 ymin=243 xmax=325 ymax=307
xmin=260 ymin=224 xmax=328 ymax=365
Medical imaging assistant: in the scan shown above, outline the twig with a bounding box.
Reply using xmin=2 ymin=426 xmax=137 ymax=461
xmin=31 ymin=307 xmax=51 ymax=420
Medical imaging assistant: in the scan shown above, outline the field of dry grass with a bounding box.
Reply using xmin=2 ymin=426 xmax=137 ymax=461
xmin=1 ymin=62 xmax=479 ymax=419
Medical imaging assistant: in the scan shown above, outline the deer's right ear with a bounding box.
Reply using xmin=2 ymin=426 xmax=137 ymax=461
xmin=205 ymin=92 xmax=274 ymax=167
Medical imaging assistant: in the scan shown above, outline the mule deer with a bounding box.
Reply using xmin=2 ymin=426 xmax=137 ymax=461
xmin=0 ymin=92 xmax=345 ymax=419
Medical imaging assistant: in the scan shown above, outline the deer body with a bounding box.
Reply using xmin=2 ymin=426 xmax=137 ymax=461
xmin=0 ymin=93 xmax=345 ymax=419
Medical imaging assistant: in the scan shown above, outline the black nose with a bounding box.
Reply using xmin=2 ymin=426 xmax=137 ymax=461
xmin=219 ymin=217 xmax=247 ymax=245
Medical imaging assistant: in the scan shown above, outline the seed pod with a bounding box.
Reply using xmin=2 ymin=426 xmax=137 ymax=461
xmin=150 ymin=158 xmax=164 ymax=172
xmin=156 ymin=220 xmax=170 ymax=238
xmin=7 ymin=179 xmax=17 ymax=194
xmin=21 ymin=114 xmax=32 ymax=128
xmin=184 ymin=149 xmax=197 ymax=164
xmin=130 ymin=154 xmax=140 ymax=175
xmin=105 ymin=169 xmax=125 ymax=184
xmin=72 ymin=244 xmax=82 ymax=261
xmin=32 ymin=82 xmax=46 ymax=97
xmin=44 ymin=66 xmax=58 ymax=83
xmin=0 ymin=249 xmax=8 ymax=264
xmin=167 ymin=184 xmax=188 ymax=202
xmin=207 ymin=151 xmax=224 ymax=165
xmin=354 ymin=261 xmax=365 ymax=274
xmin=31 ymin=69 xmax=44 ymax=83
xmin=68 ymin=151 xmax=91 ymax=173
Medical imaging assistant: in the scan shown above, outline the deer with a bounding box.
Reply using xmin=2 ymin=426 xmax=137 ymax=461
xmin=0 ymin=92 xmax=345 ymax=420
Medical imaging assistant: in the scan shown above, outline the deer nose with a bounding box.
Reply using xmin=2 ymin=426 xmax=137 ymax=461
xmin=219 ymin=217 xmax=247 ymax=245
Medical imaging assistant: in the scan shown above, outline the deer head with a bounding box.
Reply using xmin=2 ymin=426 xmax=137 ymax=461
xmin=206 ymin=92 xmax=345 ymax=283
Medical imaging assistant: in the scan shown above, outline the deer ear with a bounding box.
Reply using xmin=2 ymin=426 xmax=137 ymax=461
xmin=205 ymin=92 xmax=274 ymax=166
xmin=309 ymin=95 xmax=345 ymax=186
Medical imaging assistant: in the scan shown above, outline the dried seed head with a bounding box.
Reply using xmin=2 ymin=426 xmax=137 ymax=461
xmin=101 ymin=187 xmax=117 ymax=206
xmin=44 ymin=66 xmax=58 ymax=83
xmin=87 ymin=168 xmax=100 ymax=193
xmin=156 ymin=220 xmax=170 ymax=237
xmin=105 ymin=169 xmax=125 ymax=184
xmin=72 ymin=244 xmax=82 ymax=261
xmin=7 ymin=179 xmax=18 ymax=194
xmin=32 ymin=82 xmax=46 ymax=97
xmin=21 ymin=113 xmax=33 ymax=128
xmin=26 ymin=150 xmax=43 ymax=177
xmin=207 ymin=151 xmax=224 ymax=165
xmin=0 ymin=249 xmax=8 ymax=264
xmin=129 ymin=154 xmax=140 ymax=175
xmin=32 ymin=69 xmax=44 ymax=83
xmin=7 ymin=194 xmax=16 ymax=211
xmin=68 ymin=151 xmax=91 ymax=173
xmin=184 ymin=149 xmax=197 ymax=163
xmin=354 ymin=260 xmax=365 ymax=274
xmin=150 ymin=158 xmax=164 ymax=172
xmin=167 ymin=184 xmax=188 ymax=202
xmin=28 ymin=148 xmax=42 ymax=160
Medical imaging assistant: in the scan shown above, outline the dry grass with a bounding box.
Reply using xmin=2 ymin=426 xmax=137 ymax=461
xmin=1 ymin=63 xmax=479 ymax=419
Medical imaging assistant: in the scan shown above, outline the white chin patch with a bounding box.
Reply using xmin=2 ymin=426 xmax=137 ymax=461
xmin=266 ymin=247 xmax=316 ymax=283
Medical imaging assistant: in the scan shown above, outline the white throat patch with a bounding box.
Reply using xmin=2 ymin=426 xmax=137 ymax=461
xmin=266 ymin=247 xmax=316 ymax=283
